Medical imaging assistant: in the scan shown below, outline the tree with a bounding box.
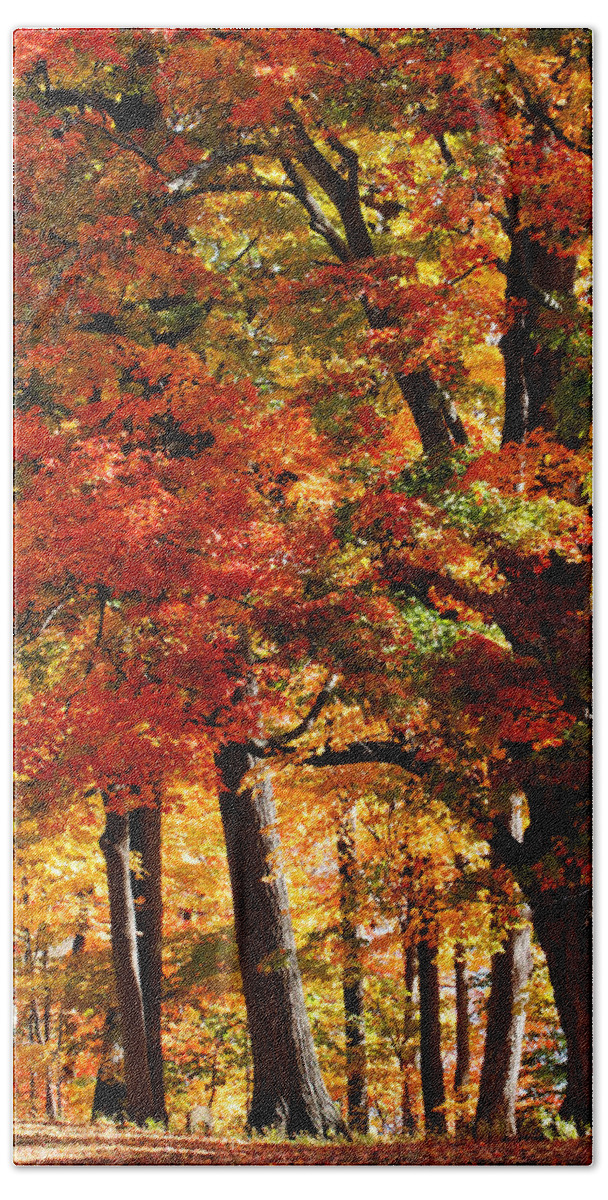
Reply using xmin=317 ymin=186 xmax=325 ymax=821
xmin=453 ymin=942 xmax=472 ymax=1134
xmin=216 ymin=738 xmax=342 ymax=1135
xmin=99 ymin=808 xmax=155 ymax=1123
xmin=92 ymin=799 xmax=167 ymax=1125
xmin=474 ymin=796 xmax=533 ymax=1139
xmin=91 ymin=1009 xmax=126 ymax=1122
xmin=129 ymin=801 xmax=166 ymax=1122
xmin=340 ymin=431 xmax=590 ymax=1126
xmin=336 ymin=794 xmax=368 ymax=1134
xmin=417 ymin=922 xmax=447 ymax=1135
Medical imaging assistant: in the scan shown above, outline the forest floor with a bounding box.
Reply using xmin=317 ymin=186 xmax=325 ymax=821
xmin=13 ymin=1122 xmax=592 ymax=1166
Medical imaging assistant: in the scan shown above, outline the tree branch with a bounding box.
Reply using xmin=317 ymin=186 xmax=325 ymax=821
xmin=285 ymin=103 xmax=349 ymax=207
xmin=335 ymin=30 xmax=382 ymax=59
xmin=326 ymin=132 xmax=360 ymax=197
xmin=436 ymin=131 xmax=456 ymax=168
xmin=280 ymin=157 xmax=349 ymax=262
xmin=508 ymin=60 xmax=592 ymax=158
xmin=268 ymin=674 xmax=340 ymax=747
xmin=17 ymin=596 xmax=73 ymax=645
xmin=78 ymin=117 xmax=162 ymax=173
xmin=166 ymin=145 xmax=268 ymax=194
xmin=63 ymin=585 xmax=109 ymax=712
xmin=285 ymin=118 xmax=375 ymax=261
xmin=303 ymin=739 xmax=429 ymax=774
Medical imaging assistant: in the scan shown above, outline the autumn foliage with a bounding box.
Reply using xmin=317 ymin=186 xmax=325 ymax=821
xmin=14 ymin=28 xmax=591 ymax=1160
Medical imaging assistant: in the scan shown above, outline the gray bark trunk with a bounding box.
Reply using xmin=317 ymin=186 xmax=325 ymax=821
xmin=99 ymin=811 xmax=154 ymax=1125
xmin=475 ymin=796 xmax=533 ymax=1139
xmin=216 ymin=741 xmax=343 ymax=1136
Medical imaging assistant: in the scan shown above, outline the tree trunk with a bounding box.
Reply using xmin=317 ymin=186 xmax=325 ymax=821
xmin=129 ymin=802 xmax=167 ymax=1123
xmin=395 ymin=368 xmax=464 ymax=455
xmin=91 ymin=1008 xmax=127 ymax=1122
xmin=337 ymin=797 xmax=368 ymax=1134
xmin=475 ymin=797 xmax=533 ymax=1139
xmin=417 ymin=924 xmax=446 ymax=1135
xmin=474 ymin=923 xmax=532 ymax=1138
xmin=43 ymin=964 xmax=58 ymax=1122
xmin=529 ymin=885 xmax=591 ymax=1131
xmin=453 ymin=942 xmax=472 ymax=1135
xmin=56 ymin=1012 xmax=64 ymax=1121
xmin=99 ymin=811 xmax=154 ymax=1125
xmin=524 ymin=781 xmax=591 ymax=1131
xmin=399 ymin=923 xmax=418 ymax=1135
xmin=500 ymin=195 xmax=577 ymax=445
xmin=216 ymin=741 xmax=343 ymax=1136
xmin=28 ymin=997 xmax=42 ymax=1118
xmin=491 ymin=779 xmax=592 ymax=1133
xmin=359 ymin=295 xmax=465 ymax=453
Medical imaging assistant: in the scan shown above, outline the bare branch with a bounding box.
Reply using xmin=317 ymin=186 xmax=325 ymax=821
xmin=224 ymin=236 xmax=260 ymax=270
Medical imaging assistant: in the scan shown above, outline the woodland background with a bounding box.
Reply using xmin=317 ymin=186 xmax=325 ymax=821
xmin=13 ymin=26 xmax=592 ymax=1163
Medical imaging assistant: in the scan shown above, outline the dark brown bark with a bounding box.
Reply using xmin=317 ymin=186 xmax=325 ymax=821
xmin=91 ymin=1008 xmax=127 ymax=1122
xmin=500 ymin=195 xmax=577 ymax=446
xmin=525 ymin=781 xmax=591 ymax=1131
xmin=129 ymin=802 xmax=166 ymax=1123
xmin=399 ymin=920 xmax=418 ymax=1135
xmin=42 ymin=954 xmax=58 ymax=1122
xmin=475 ymin=798 xmax=533 ymax=1139
xmin=337 ymin=798 xmax=368 ymax=1134
xmin=27 ymin=997 xmax=42 ymax=1118
xmin=216 ymin=741 xmax=343 ymax=1136
xmin=491 ymin=779 xmax=591 ymax=1131
xmin=454 ymin=942 xmax=472 ymax=1134
xmin=417 ymin=925 xmax=446 ymax=1135
xmin=529 ymin=886 xmax=591 ymax=1131
xmin=99 ymin=811 xmax=154 ymax=1125
xmin=394 ymin=369 xmax=462 ymax=455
